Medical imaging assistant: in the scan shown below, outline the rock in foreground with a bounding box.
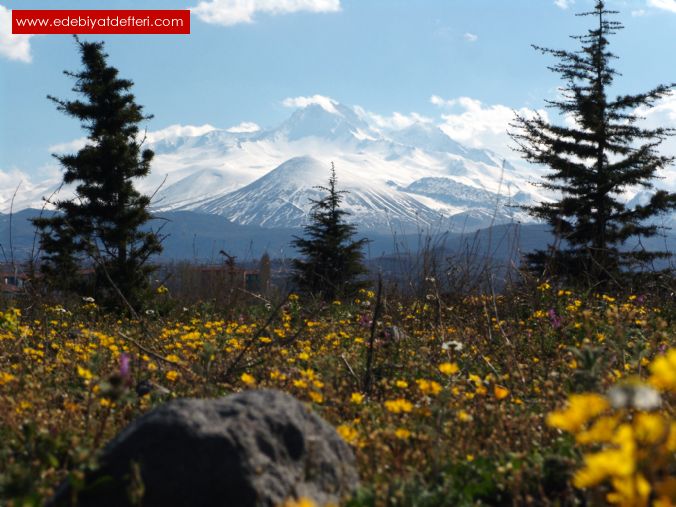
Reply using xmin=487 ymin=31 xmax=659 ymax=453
xmin=50 ymin=389 xmax=358 ymax=507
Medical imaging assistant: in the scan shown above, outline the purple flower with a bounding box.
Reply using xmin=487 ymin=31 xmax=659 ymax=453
xmin=119 ymin=353 xmax=131 ymax=380
xmin=359 ymin=313 xmax=372 ymax=328
xmin=548 ymin=308 xmax=563 ymax=329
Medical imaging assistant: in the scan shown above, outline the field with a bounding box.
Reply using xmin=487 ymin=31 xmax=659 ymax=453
xmin=0 ymin=283 xmax=674 ymax=506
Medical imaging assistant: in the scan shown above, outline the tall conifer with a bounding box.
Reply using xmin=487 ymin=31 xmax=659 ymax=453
xmin=291 ymin=164 xmax=368 ymax=300
xmin=33 ymin=38 xmax=162 ymax=308
xmin=511 ymin=1 xmax=676 ymax=285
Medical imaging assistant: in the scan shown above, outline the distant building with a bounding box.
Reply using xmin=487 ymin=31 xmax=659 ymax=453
xmin=0 ymin=265 xmax=26 ymax=296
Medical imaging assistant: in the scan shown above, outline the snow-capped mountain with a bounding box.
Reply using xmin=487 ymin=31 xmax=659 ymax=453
xmin=8 ymin=100 xmax=546 ymax=233
xmin=197 ymin=156 xmax=450 ymax=231
xmin=144 ymin=102 xmax=543 ymax=232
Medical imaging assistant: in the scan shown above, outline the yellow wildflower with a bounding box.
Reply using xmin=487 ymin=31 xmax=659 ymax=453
xmin=457 ymin=410 xmax=472 ymax=422
xmin=308 ymin=391 xmax=323 ymax=404
xmin=416 ymin=379 xmax=442 ymax=396
xmin=384 ymin=398 xmax=413 ymax=414
xmin=576 ymin=415 xmax=619 ymax=445
xmin=493 ymin=385 xmax=510 ymax=400
xmin=634 ymin=412 xmax=668 ymax=445
xmin=572 ymin=424 xmax=635 ymax=488
xmin=350 ymin=392 xmax=364 ymax=405
xmin=606 ymin=474 xmax=650 ymax=507
xmin=283 ymin=497 xmax=318 ymax=507
xmin=439 ymin=362 xmax=459 ymax=375
xmin=77 ymin=365 xmax=93 ymax=381
xmin=0 ymin=371 xmax=17 ymax=385
xmin=336 ymin=424 xmax=359 ymax=445
xmin=394 ymin=428 xmax=411 ymax=440
xmin=650 ymin=350 xmax=676 ymax=392
xmin=547 ymin=394 xmax=610 ymax=433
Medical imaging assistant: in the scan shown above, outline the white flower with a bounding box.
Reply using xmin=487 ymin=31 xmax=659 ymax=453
xmin=82 ymin=297 xmax=95 ymax=303
xmin=441 ymin=340 xmax=464 ymax=352
xmin=608 ymin=384 xmax=661 ymax=410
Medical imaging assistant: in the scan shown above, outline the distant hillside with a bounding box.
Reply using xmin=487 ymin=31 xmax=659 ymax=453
xmin=2 ymin=210 xmax=673 ymax=273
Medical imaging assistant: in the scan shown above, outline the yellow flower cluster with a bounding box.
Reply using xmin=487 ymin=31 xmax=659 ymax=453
xmin=438 ymin=362 xmax=459 ymax=375
xmin=384 ymin=398 xmax=414 ymax=414
xmin=416 ymin=379 xmax=442 ymax=396
xmin=547 ymin=349 xmax=676 ymax=506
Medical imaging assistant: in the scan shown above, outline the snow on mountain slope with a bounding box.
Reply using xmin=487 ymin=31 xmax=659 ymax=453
xmin=0 ymin=169 xmax=68 ymax=212
xmin=10 ymin=99 xmax=555 ymax=230
xmin=196 ymin=156 xmax=451 ymax=231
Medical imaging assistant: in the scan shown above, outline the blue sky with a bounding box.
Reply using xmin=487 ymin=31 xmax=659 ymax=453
xmin=2 ymin=0 xmax=676 ymax=179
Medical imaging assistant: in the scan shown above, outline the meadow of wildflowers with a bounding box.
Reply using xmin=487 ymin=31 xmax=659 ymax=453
xmin=0 ymin=285 xmax=674 ymax=506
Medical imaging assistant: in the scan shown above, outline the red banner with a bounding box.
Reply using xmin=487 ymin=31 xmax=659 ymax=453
xmin=12 ymin=10 xmax=190 ymax=35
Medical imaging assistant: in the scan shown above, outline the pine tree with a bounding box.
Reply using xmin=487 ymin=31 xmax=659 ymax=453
xmin=33 ymin=37 xmax=162 ymax=309
xmin=291 ymin=164 xmax=369 ymax=300
xmin=510 ymin=1 xmax=676 ymax=286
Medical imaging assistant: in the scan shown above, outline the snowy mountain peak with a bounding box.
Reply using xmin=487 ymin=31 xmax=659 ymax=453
xmin=10 ymin=99 xmax=551 ymax=232
xmin=254 ymin=156 xmax=328 ymax=188
xmin=272 ymin=102 xmax=371 ymax=142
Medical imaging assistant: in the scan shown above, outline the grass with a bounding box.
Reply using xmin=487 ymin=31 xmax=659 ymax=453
xmin=0 ymin=283 xmax=673 ymax=506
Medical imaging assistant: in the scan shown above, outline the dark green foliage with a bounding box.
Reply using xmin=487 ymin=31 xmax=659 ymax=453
xmin=32 ymin=38 xmax=162 ymax=310
xmin=291 ymin=164 xmax=369 ymax=300
xmin=511 ymin=1 xmax=676 ymax=286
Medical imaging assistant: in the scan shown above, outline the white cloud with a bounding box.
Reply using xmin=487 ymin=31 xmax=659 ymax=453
xmin=430 ymin=95 xmax=484 ymax=112
xmin=648 ymin=0 xmax=676 ymax=13
xmin=49 ymin=124 xmax=219 ymax=154
xmin=282 ymin=94 xmax=339 ymax=113
xmin=354 ymin=105 xmax=432 ymax=131
xmin=144 ymin=124 xmax=218 ymax=143
xmin=554 ymin=0 xmax=574 ymax=9
xmin=227 ymin=121 xmax=261 ymax=133
xmin=631 ymin=9 xmax=647 ymax=16
xmin=463 ymin=32 xmax=478 ymax=43
xmin=0 ymin=5 xmax=34 ymax=63
xmin=191 ymin=0 xmax=341 ymax=26
xmin=634 ymin=94 xmax=676 ymax=190
xmin=48 ymin=137 xmax=89 ymax=154
xmin=430 ymin=94 xmax=548 ymax=154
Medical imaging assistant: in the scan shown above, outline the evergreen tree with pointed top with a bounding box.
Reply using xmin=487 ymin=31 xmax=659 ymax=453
xmin=511 ymin=1 xmax=676 ymax=286
xmin=33 ymin=37 xmax=162 ymax=309
xmin=291 ymin=164 xmax=369 ymax=300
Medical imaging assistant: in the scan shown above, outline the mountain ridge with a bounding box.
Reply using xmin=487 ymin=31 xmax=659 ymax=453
xmin=5 ymin=99 xmax=671 ymax=235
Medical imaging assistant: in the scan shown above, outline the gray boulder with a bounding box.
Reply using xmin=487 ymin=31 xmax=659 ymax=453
xmin=50 ymin=389 xmax=358 ymax=507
